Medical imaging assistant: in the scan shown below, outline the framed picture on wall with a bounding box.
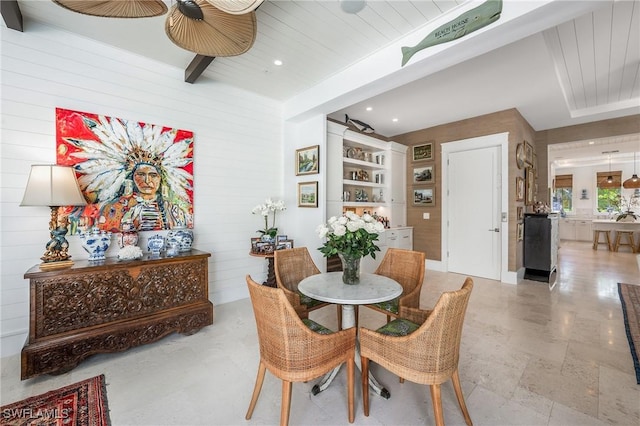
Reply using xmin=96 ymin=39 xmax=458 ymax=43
xmin=524 ymin=141 xmax=533 ymax=165
xmin=525 ymin=167 xmax=535 ymax=205
xmin=413 ymin=187 xmax=435 ymax=206
xmin=516 ymin=176 xmax=525 ymax=201
xmin=517 ymin=223 xmax=524 ymax=241
xmin=412 ymin=165 xmax=434 ymax=184
xmin=517 ymin=206 xmax=524 ymax=221
xmin=298 ymin=181 xmax=318 ymax=207
xmin=412 ymin=143 xmax=433 ymax=161
xmin=295 ymin=145 xmax=319 ymax=175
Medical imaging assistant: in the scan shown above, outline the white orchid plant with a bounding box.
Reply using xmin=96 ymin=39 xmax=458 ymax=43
xmin=252 ymin=198 xmax=286 ymax=239
xmin=316 ymin=212 xmax=385 ymax=258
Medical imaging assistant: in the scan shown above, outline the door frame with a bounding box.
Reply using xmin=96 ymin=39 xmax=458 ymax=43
xmin=441 ymin=132 xmax=512 ymax=284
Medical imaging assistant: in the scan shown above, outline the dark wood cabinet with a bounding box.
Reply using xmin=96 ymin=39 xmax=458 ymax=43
xmin=22 ymin=250 xmax=213 ymax=380
xmin=523 ymin=213 xmax=558 ymax=286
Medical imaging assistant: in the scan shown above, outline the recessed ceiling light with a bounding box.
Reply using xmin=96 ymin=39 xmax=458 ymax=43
xmin=366 ymin=106 xmax=372 ymax=111
xmin=392 ymin=118 xmax=398 ymax=122
xmin=273 ymin=59 xmax=283 ymax=66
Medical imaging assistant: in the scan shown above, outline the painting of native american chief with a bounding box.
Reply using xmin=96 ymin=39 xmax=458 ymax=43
xmin=55 ymin=108 xmax=194 ymax=235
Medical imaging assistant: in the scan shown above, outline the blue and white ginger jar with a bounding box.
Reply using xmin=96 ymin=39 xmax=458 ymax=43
xmin=167 ymin=226 xmax=194 ymax=252
xmin=79 ymin=227 xmax=112 ymax=261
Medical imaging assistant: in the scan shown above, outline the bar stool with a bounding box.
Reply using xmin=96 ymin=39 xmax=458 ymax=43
xmin=592 ymin=230 xmax=612 ymax=251
xmin=613 ymin=230 xmax=637 ymax=253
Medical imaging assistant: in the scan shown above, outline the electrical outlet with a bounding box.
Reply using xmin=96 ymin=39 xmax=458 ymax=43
xmin=423 ymin=212 xmax=430 ymax=219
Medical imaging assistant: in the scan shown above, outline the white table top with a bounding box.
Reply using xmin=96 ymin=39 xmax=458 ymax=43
xmin=298 ymin=272 xmax=402 ymax=305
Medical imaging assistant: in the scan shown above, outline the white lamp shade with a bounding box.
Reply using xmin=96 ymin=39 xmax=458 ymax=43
xmin=20 ymin=165 xmax=87 ymax=207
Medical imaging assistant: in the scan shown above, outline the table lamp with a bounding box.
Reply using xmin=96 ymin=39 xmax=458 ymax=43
xmin=20 ymin=165 xmax=87 ymax=270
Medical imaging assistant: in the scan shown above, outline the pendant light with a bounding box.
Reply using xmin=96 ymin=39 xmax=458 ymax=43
xmin=623 ymin=152 xmax=640 ymax=189
xmin=599 ymin=153 xmax=618 ymax=188
xmin=606 ymin=154 xmax=613 ymax=183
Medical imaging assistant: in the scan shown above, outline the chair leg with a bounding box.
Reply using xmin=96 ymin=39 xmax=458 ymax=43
xmin=347 ymin=357 xmax=355 ymax=423
xmin=429 ymin=384 xmax=445 ymax=426
xmin=452 ymin=370 xmax=473 ymax=426
xmin=361 ymin=356 xmax=370 ymax=416
xmin=246 ymin=361 xmax=266 ymax=420
xmin=337 ymin=305 xmax=342 ymax=330
xmin=281 ymin=381 xmax=293 ymax=426
xmin=354 ymin=305 xmax=359 ymax=329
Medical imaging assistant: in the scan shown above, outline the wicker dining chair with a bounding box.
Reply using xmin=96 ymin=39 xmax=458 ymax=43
xmin=359 ymin=277 xmax=474 ymax=426
xmin=359 ymin=248 xmax=426 ymax=324
xmin=275 ymin=247 xmax=342 ymax=329
xmin=245 ymin=275 xmax=356 ymax=426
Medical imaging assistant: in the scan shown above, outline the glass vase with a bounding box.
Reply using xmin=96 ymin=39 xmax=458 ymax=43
xmin=338 ymin=252 xmax=361 ymax=285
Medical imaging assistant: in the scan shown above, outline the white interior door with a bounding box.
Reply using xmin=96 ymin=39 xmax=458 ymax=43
xmin=447 ymin=146 xmax=501 ymax=280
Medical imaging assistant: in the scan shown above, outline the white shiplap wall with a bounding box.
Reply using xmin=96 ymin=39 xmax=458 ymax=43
xmin=0 ymin=22 xmax=284 ymax=357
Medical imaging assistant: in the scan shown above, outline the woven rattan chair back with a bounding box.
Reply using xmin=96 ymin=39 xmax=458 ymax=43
xmin=359 ymin=277 xmax=474 ymax=426
xmin=245 ymin=275 xmax=356 ymax=425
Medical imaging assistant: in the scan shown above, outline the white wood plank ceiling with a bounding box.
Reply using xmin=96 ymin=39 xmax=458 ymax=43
xmin=543 ymin=1 xmax=639 ymax=119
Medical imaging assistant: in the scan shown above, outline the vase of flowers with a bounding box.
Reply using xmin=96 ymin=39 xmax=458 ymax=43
xmin=252 ymin=198 xmax=286 ymax=242
xmin=317 ymin=212 xmax=385 ymax=284
xmin=615 ymin=194 xmax=639 ymax=222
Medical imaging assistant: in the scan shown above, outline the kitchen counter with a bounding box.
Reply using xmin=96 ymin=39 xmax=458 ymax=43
xmin=592 ymin=219 xmax=640 ymax=231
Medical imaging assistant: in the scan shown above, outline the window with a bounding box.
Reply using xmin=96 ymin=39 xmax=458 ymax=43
xmin=553 ymin=174 xmax=572 ymax=212
xmin=596 ymin=170 xmax=622 ymax=213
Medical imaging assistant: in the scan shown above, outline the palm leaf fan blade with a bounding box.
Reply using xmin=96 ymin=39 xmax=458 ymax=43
xmin=52 ymin=0 xmax=167 ymax=18
xmin=165 ymin=0 xmax=256 ymax=56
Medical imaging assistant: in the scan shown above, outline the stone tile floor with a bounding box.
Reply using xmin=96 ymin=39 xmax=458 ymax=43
xmin=1 ymin=241 xmax=639 ymax=425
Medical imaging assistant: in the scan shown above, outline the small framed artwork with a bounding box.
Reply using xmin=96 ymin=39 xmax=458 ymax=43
xmin=298 ymin=181 xmax=318 ymax=207
xmin=413 ymin=187 xmax=435 ymax=206
xmin=516 ymin=176 xmax=524 ymax=202
xmin=412 ymin=142 xmax=433 ymax=161
xmin=276 ymin=240 xmax=294 ymax=250
xmin=276 ymin=235 xmax=288 ymax=242
xmin=412 ymin=165 xmax=434 ymax=184
xmin=525 ymin=167 xmax=535 ymax=206
xmin=517 ymin=206 xmax=524 ymax=221
xmin=295 ymin=145 xmax=319 ymax=175
xmin=524 ymin=141 xmax=533 ymax=165
xmin=517 ymin=223 xmax=524 ymax=241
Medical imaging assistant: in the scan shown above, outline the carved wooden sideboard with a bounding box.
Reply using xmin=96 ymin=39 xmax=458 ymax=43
xmin=22 ymin=250 xmax=213 ymax=380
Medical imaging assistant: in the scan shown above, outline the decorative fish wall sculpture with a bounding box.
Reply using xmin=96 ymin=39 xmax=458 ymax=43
xmin=345 ymin=114 xmax=375 ymax=133
xmin=401 ymin=0 xmax=502 ymax=66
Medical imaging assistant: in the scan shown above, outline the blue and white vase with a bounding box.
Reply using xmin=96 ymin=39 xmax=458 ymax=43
xmin=147 ymin=234 xmax=165 ymax=256
xmin=167 ymin=226 xmax=194 ymax=252
xmin=79 ymin=227 xmax=112 ymax=261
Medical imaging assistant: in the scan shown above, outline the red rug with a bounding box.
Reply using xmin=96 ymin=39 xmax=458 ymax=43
xmin=618 ymin=283 xmax=640 ymax=384
xmin=0 ymin=374 xmax=110 ymax=426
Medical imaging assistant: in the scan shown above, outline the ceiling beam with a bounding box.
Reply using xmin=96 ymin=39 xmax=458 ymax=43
xmin=184 ymin=55 xmax=215 ymax=84
xmin=1 ymin=0 xmax=23 ymax=32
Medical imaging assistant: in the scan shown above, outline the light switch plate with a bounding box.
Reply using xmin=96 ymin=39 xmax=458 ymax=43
xmin=423 ymin=212 xmax=430 ymax=219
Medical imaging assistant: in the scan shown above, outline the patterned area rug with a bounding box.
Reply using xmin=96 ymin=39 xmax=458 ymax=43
xmin=0 ymin=374 xmax=110 ymax=425
xmin=618 ymin=283 xmax=640 ymax=384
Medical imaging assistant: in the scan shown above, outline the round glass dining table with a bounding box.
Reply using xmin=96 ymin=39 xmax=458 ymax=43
xmin=298 ymin=272 xmax=402 ymax=398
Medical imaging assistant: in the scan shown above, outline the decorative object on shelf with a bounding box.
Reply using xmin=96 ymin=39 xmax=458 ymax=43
xmin=534 ymin=201 xmax=551 ymax=214
xmin=400 ymin=0 xmax=502 ymax=66
xmin=79 ymin=227 xmax=112 ymax=261
xmin=117 ymin=245 xmax=143 ymax=261
xmin=516 ymin=143 xmax=525 ymax=169
xmin=316 ymin=212 xmax=384 ymax=284
xmin=345 ymin=114 xmax=374 ymax=134
xmin=412 ymin=142 xmax=433 ymax=161
xmin=20 ymin=165 xmax=88 ymax=269
xmin=252 ymin=198 xmax=286 ymax=239
xmin=167 ymin=225 xmax=194 ymax=252
xmin=355 ymin=188 xmax=369 ymax=202
xmin=55 ymin=107 xmax=194 ymax=235
xmin=295 ymin=144 xmax=319 ymax=175
xmin=116 ymin=219 xmax=139 ymax=248
xmin=343 ymin=191 xmax=350 ymax=202
xmin=413 ymin=187 xmax=435 ymax=206
xmin=615 ymin=194 xmax=639 ymax=222
xmin=147 ymin=234 xmax=165 ymax=256
xmin=298 ymin=182 xmax=318 ymax=207
xmin=412 ymin=165 xmax=434 ymax=184
xmin=166 ymin=241 xmax=180 ymax=257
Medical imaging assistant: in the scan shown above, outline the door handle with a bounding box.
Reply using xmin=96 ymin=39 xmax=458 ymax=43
xmin=488 ymin=228 xmax=500 ymax=232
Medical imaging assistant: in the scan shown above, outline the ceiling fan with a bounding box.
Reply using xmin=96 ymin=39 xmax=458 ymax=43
xmin=51 ymin=0 xmax=263 ymax=57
